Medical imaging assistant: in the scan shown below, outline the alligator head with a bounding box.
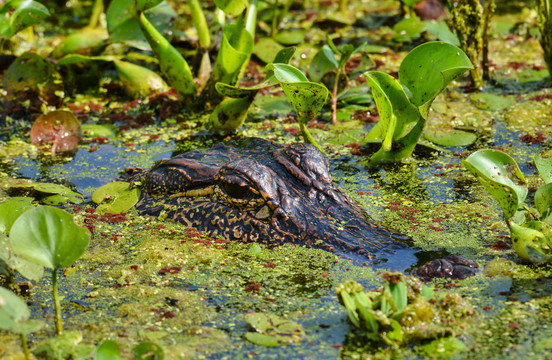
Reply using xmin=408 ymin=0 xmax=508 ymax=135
xmin=123 ymin=138 xmax=408 ymax=262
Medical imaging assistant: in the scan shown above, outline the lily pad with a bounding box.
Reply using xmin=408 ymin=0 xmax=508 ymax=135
xmin=0 ymin=286 xmax=44 ymax=335
xmin=3 ymin=179 xmax=84 ymax=204
xmin=245 ymin=312 xmax=305 ymax=347
xmin=133 ymin=342 xmax=164 ymax=359
xmin=9 ymin=206 xmax=90 ymax=270
xmin=471 ymin=93 xmax=513 ymax=110
xmin=92 ymin=182 xmax=141 ymax=215
xmin=424 ymin=129 xmax=477 ymax=147
xmin=82 ymin=124 xmax=117 ymax=138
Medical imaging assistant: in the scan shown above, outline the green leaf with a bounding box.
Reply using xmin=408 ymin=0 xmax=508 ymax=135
xmin=245 ymin=312 xmax=305 ymax=347
xmin=0 ymin=232 xmax=44 ymax=281
xmin=393 ymin=17 xmax=424 ymax=42
xmin=5 ymin=180 xmax=84 ymax=204
xmin=51 ymin=28 xmax=108 ymax=59
xmin=133 ymin=342 xmax=164 ymax=360
xmin=419 ymin=337 xmax=467 ymax=359
xmin=215 ymin=0 xmax=247 ymax=16
xmin=471 ymin=93 xmax=513 ymax=110
xmin=310 ymin=45 xmax=339 ymax=83
xmin=389 ymin=279 xmax=408 ymax=313
xmin=114 ymin=60 xmax=170 ymax=98
xmin=56 ymin=54 xmax=117 ymax=66
xmin=209 ymin=96 xmax=254 ymax=130
xmin=9 ymin=206 xmax=90 ymax=270
xmin=423 ymin=20 xmax=460 ymax=46
xmin=82 ymin=124 xmax=117 ymax=138
xmin=108 ymin=0 xmax=176 ymax=51
xmin=0 ymin=0 xmax=50 ymax=39
xmin=535 ymin=156 xmax=552 ymax=184
xmin=267 ymin=63 xmax=309 ymax=83
xmin=253 ymin=37 xmax=284 ymax=64
xmin=280 ymin=81 xmax=328 ymax=123
xmin=363 ymin=71 xmax=421 ymax=151
xmin=0 ymin=286 xmax=44 ymax=334
xmin=424 ymin=129 xmax=477 ymax=147
xmin=399 ymin=41 xmax=473 ymax=117
xmin=215 ymin=20 xmax=254 ymax=83
xmin=535 ymin=183 xmax=552 ymax=218
xmin=136 ymin=0 xmax=163 ymax=11
xmin=92 ymin=182 xmax=141 ymax=215
xmin=273 ymin=29 xmax=305 ymax=45
xmin=138 ymin=11 xmax=196 ymax=101
xmin=462 ymin=150 xmax=527 ymax=220
xmin=33 ymin=331 xmax=96 ymax=359
xmin=509 ymin=221 xmax=552 ymax=264
xmin=0 ymin=197 xmax=34 ymax=234
xmin=95 ymin=340 xmax=121 ymax=360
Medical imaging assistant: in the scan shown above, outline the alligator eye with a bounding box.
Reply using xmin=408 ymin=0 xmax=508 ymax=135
xmin=222 ymin=180 xmax=252 ymax=199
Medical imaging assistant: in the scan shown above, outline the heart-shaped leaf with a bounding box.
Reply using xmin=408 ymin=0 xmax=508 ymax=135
xmin=9 ymin=206 xmax=90 ymax=270
xmin=0 ymin=286 xmax=44 ymax=334
xmin=462 ymin=150 xmax=527 ymax=220
xmin=399 ymin=41 xmax=473 ymax=117
xmin=92 ymin=182 xmax=141 ymax=215
xmin=94 ymin=340 xmax=122 ymax=360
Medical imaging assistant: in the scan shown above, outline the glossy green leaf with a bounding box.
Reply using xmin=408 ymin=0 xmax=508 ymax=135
xmin=9 ymin=206 xmax=90 ymax=270
xmin=0 ymin=0 xmax=50 ymax=39
xmin=209 ymin=96 xmax=254 ymax=130
xmin=535 ymin=156 xmax=552 ymax=184
xmin=133 ymin=342 xmax=164 ymax=360
xmin=1 ymin=229 xmax=44 ymax=281
xmin=82 ymin=124 xmax=117 ymax=138
xmin=268 ymin=63 xmax=309 ymax=83
xmin=471 ymin=93 xmax=513 ymax=110
xmin=509 ymin=221 xmax=552 ymax=264
xmin=245 ymin=312 xmax=305 ymax=347
xmin=215 ymin=0 xmax=247 ymax=16
xmin=423 ymin=20 xmax=460 ymax=46
xmin=0 ymin=197 xmax=34 ymax=234
xmin=114 ymin=60 xmax=170 ymax=98
xmin=399 ymin=41 xmax=473 ymax=116
xmin=424 ymin=129 xmax=477 ymax=147
xmin=214 ymin=21 xmax=254 ymax=84
xmin=388 ymin=277 xmax=408 ymax=313
xmin=56 ymin=54 xmax=116 ymax=66
xmin=108 ymin=0 xmax=176 ymax=51
xmin=462 ymin=150 xmax=527 ymax=220
xmin=280 ymin=81 xmax=328 ymax=123
xmin=138 ymin=11 xmax=196 ymax=101
xmin=92 ymin=182 xmax=141 ymax=215
xmin=363 ymin=71 xmax=421 ymax=151
xmin=95 ymin=340 xmax=122 ymax=360
xmin=0 ymin=286 xmax=44 ymax=334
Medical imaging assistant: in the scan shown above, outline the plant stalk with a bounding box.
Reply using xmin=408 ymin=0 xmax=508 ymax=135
xmin=52 ymin=268 xmax=63 ymax=336
xmin=20 ymin=333 xmax=30 ymax=360
xmin=299 ymin=120 xmax=324 ymax=153
xmin=482 ymin=0 xmax=495 ymax=81
xmin=271 ymin=0 xmax=279 ymax=37
xmin=88 ymin=0 xmax=104 ymax=28
xmin=331 ymin=69 xmax=341 ymax=124
xmin=245 ymin=0 xmax=258 ymax=37
xmin=188 ymin=0 xmax=211 ymax=48
xmin=339 ymin=0 xmax=347 ymax=12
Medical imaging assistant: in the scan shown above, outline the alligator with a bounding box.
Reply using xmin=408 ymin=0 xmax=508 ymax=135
xmin=122 ymin=138 xmax=478 ymax=278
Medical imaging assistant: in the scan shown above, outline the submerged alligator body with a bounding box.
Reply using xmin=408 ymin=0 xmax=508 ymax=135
xmin=124 ymin=138 xmax=407 ymax=261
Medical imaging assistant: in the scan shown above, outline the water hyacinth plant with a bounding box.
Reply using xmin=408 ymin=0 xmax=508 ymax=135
xmin=463 ymin=150 xmax=552 ymax=264
xmin=363 ymin=41 xmax=473 ymax=165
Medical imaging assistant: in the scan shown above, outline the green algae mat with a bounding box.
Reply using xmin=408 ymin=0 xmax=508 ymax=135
xmin=2 ymin=0 xmax=552 ymax=359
